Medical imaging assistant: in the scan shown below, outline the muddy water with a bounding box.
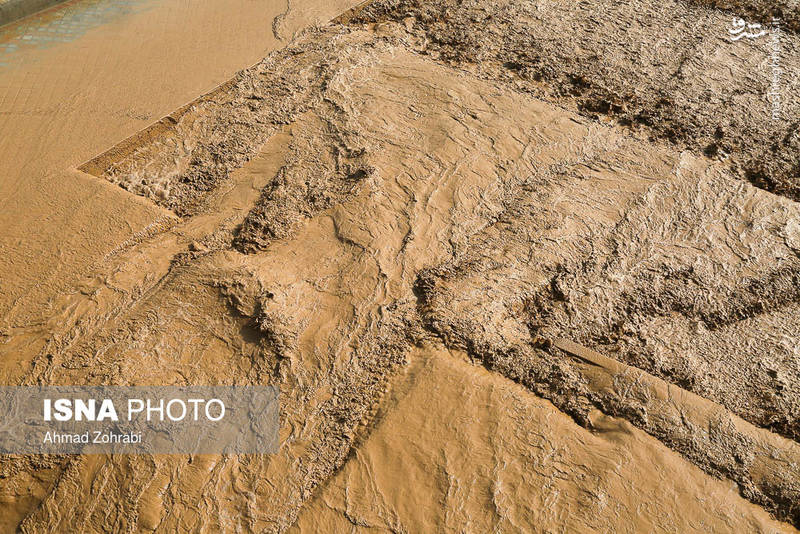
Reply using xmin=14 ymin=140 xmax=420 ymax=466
xmin=0 ymin=0 xmax=358 ymax=335
xmin=1 ymin=1 xmax=799 ymax=532
xmin=0 ymin=1 xmax=359 ymax=530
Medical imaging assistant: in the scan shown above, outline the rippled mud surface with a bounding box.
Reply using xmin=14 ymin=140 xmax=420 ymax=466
xmin=2 ymin=0 xmax=800 ymax=532
xmin=347 ymin=0 xmax=800 ymax=202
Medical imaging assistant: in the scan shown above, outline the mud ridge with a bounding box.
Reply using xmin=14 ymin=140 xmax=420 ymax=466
xmin=413 ymin=267 xmax=800 ymax=526
xmin=81 ymin=27 xmax=377 ymax=217
xmin=233 ymin=102 xmax=375 ymax=253
xmin=519 ymin=258 xmax=800 ymax=442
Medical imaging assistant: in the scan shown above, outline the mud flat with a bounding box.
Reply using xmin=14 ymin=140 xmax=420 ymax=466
xmin=1 ymin=0 xmax=800 ymax=532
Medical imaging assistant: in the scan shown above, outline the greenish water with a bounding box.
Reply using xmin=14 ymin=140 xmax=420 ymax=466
xmin=0 ymin=0 xmax=153 ymax=67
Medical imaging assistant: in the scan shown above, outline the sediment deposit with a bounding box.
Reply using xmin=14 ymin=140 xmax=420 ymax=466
xmin=1 ymin=0 xmax=799 ymax=531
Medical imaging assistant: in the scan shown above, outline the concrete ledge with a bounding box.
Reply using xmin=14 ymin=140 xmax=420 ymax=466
xmin=0 ymin=0 xmax=68 ymax=28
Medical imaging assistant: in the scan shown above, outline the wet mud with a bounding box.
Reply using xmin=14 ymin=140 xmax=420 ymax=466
xmin=3 ymin=0 xmax=800 ymax=532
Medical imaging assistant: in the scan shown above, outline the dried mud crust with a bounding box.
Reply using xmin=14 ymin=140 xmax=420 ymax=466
xmin=346 ymin=0 xmax=800 ymax=202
